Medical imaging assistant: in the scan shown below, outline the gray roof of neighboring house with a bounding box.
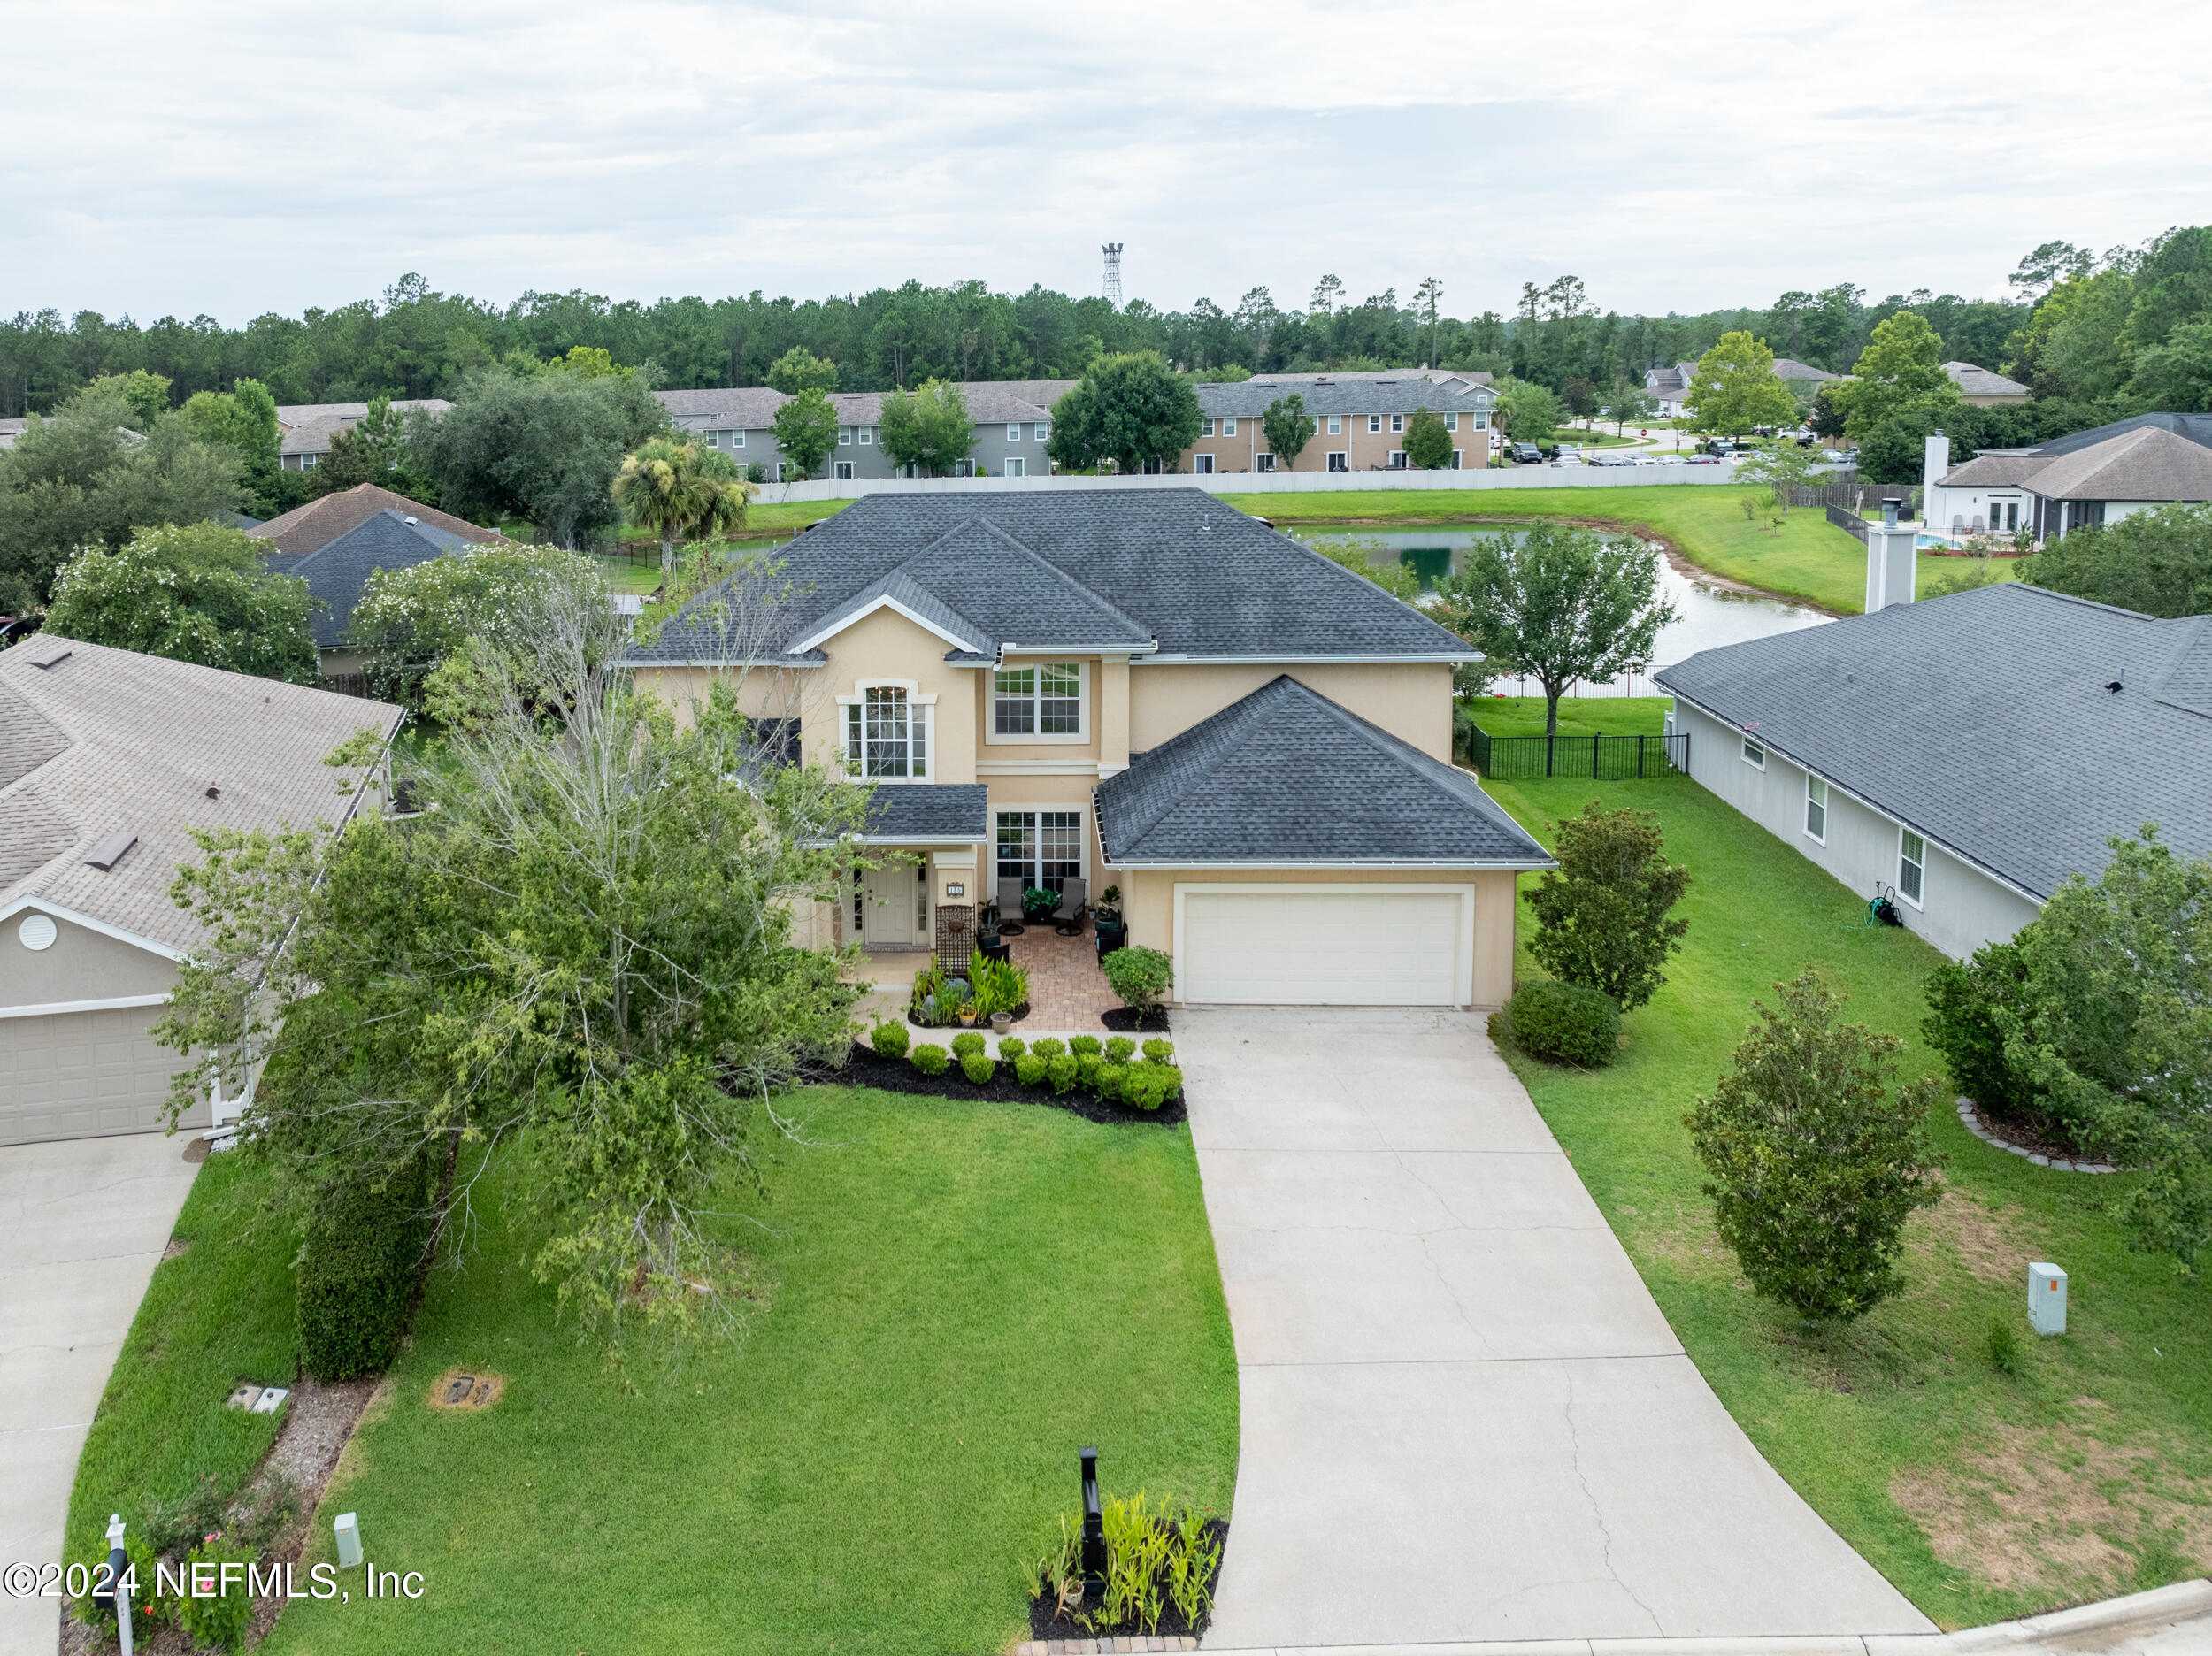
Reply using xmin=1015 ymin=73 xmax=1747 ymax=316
xmin=1653 ymin=582 xmax=2212 ymax=901
xmin=1936 ymin=453 xmax=2051 ymax=488
xmin=275 ymin=510 xmax=472 ymax=648
xmin=625 ymin=490 xmax=1478 ymax=667
xmin=275 ymin=400 xmax=449 ymax=458
xmin=1772 ymin=358 xmax=1839 ymax=383
xmin=656 ymin=387 xmax=788 ymax=427
xmin=0 ymin=635 xmax=402 ymax=958
xmin=250 ymin=484 xmax=501 ymax=559
xmin=0 ymin=417 xmax=24 ymax=451
xmin=1941 ymin=426 xmax=2212 ymax=502
xmin=860 ymin=783 xmax=989 ymax=843
xmin=655 ymin=380 xmax=1073 ymax=432
xmin=1944 ymin=362 xmax=2031 ymax=397
xmin=1195 ymin=376 xmax=1495 ymax=418
xmin=1094 ymin=675 xmax=1551 ymax=867
xmin=2027 ymin=411 xmax=2212 ymax=456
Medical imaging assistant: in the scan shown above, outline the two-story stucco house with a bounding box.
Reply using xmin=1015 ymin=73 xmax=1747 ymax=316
xmin=623 ymin=490 xmax=1551 ymax=1007
xmin=1182 ymin=372 xmax=1499 ymax=474
xmin=657 ymin=380 xmax=1076 ymax=481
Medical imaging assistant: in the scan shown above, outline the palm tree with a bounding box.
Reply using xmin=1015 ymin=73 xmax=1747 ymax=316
xmin=612 ymin=438 xmax=757 ymax=576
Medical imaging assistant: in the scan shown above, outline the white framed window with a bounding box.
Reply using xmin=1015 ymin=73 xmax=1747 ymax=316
xmin=1034 ymin=420 xmax=1048 ymax=441
xmin=842 ymin=685 xmax=930 ymax=779
xmin=1474 ymin=411 xmax=1489 ymax=430
xmin=992 ymin=662 xmax=1085 ymax=742
xmin=1008 ymin=422 xmax=1021 ymax=441
xmin=730 ymin=429 xmax=745 ymax=448
xmin=997 ymin=809 xmax=1085 ymax=895
xmin=839 ymin=426 xmax=852 ymax=445
xmin=1194 ymin=453 xmax=1215 ymax=473
xmin=1390 ymin=412 xmax=1405 ymax=433
xmin=834 ymin=460 xmax=854 ymax=479
xmin=1387 ymin=449 xmax=1407 ymax=468
xmin=704 ymin=431 xmax=721 ymax=448
xmin=1450 ymin=449 xmax=1463 ymax=468
xmin=1368 ymin=414 xmax=1382 ymax=433
xmin=1223 ymin=417 xmax=1236 ymax=436
xmin=1006 ymin=456 xmax=1025 ymax=478
xmin=858 ymin=426 xmax=872 ymax=445
xmin=300 ymin=453 xmax=319 ymax=470
xmin=1741 ymin=736 xmax=1765 ymax=769
xmin=1256 ymin=452 xmax=1276 ymax=472
xmin=1327 ymin=415 xmax=1342 ymax=435
xmin=1326 ymin=451 xmax=1348 ymax=472
xmin=1199 ymin=418 xmax=1214 ymax=437
xmin=1898 ymin=830 xmax=1925 ymax=907
xmin=1444 ymin=412 xmax=1459 ymax=432
xmin=1804 ymin=775 xmax=1827 ymax=843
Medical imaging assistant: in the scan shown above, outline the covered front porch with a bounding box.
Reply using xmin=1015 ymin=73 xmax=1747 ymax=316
xmin=853 ymin=917 xmax=1123 ymax=1032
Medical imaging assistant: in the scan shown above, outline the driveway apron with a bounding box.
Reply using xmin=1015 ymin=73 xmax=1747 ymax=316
xmin=0 ymin=1134 xmax=200 ymax=1656
xmin=1179 ymin=1006 xmax=1933 ymax=1647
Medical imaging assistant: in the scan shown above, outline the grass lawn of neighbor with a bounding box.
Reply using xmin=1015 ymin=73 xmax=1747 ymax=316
xmin=1480 ymin=766 xmax=2212 ymax=1629
xmin=1464 ymin=694 xmax=1673 ymax=739
xmin=1227 ymin=485 xmax=1993 ymax=616
xmin=204 ymin=1085 xmax=1234 ymax=1655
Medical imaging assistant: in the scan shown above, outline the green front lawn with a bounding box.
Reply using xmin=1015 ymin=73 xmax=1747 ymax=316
xmin=1465 ymin=694 xmax=1673 ymax=739
xmin=1482 ymin=770 xmax=2212 ymax=1627
xmin=246 ymin=1085 xmax=1235 ymax=1655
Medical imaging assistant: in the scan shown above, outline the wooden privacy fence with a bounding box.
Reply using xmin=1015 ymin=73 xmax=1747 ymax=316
xmin=1465 ymin=728 xmax=1690 ymax=780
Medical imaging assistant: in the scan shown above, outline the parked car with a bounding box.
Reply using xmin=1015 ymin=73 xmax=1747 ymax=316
xmin=1686 ymin=454 xmax=1723 ymax=465
xmin=1657 ymin=454 xmax=1686 ymax=465
xmin=1591 ymin=453 xmax=1635 ymax=467
xmin=1631 ymin=455 xmax=1660 ymax=466
xmin=1551 ymin=454 xmax=1587 ymax=467
xmin=1509 ymin=443 xmax=1544 ymax=464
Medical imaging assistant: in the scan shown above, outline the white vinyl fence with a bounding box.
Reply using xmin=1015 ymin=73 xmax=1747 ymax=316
xmin=749 ymin=464 xmax=1759 ymax=507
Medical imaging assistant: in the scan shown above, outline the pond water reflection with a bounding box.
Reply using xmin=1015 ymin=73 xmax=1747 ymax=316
xmin=1289 ymin=524 xmax=1833 ymax=689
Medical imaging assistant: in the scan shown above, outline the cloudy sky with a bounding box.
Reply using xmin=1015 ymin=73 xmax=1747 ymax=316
xmin=7 ymin=0 xmax=2211 ymax=326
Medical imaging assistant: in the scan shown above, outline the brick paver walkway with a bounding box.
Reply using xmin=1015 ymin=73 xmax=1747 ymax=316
xmin=1005 ymin=922 xmax=1122 ymax=1029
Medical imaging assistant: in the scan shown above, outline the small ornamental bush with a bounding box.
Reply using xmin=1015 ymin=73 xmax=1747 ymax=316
xmin=911 ymin=1043 xmax=951 ymax=1077
xmin=1016 ymin=1054 xmax=1048 ymax=1088
xmin=1069 ymin=1034 xmax=1102 ymax=1057
xmin=949 ymin=1031 xmax=986 ymax=1057
xmin=1075 ymin=1053 xmax=1102 ymax=1091
xmin=1141 ymin=1039 xmax=1174 ymax=1064
xmin=1123 ymin=1062 xmax=1175 ymax=1112
xmin=1528 ymin=801 xmax=1691 ymax=1011
xmin=1094 ymin=1063 xmax=1127 ymax=1101
xmin=173 ymin=1537 xmax=258 ymax=1652
xmin=870 ymin=1020 xmax=910 ymax=1059
xmin=1104 ymin=1036 xmax=1136 ymax=1065
xmin=1029 ymin=1036 xmax=1067 ymax=1060
xmin=1686 ymin=970 xmax=1945 ymax=1324
xmin=297 ymin=1161 xmax=431 ymax=1382
xmin=961 ymin=1052 xmax=994 ymax=1085
xmin=1103 ymin=947 xmax=1173 ymax=1024
xmin=998 ymin=1036 xmax=1026 ymax=1061
xmin=1491 ymin=980 xmax=1621 ymax=1067
xmin=1047 ymin=1054 xmax=1079 ymax=1094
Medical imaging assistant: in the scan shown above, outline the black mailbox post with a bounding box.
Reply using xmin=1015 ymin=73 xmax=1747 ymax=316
xmin=1079 ymin=1446 xmax=1107 ymax=1603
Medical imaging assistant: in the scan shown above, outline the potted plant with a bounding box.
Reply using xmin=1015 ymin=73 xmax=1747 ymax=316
xmin=1093 ymin=884 xmax=1128 ymax=954
xmin=1022 ymin=885 xmax=1059 ymax=926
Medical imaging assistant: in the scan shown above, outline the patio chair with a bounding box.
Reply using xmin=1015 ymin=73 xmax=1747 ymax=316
xmin=995 ymin=877 xmax=1027 ymax=936
xmin=1049 ymin=878 xmax=1088 ymax=937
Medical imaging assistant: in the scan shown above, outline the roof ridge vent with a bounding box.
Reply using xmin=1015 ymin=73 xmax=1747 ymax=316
xmin=84 ymin=831 xmax=138 ymax=871
xmin=27 ymin=648 xmax=73 ymax=670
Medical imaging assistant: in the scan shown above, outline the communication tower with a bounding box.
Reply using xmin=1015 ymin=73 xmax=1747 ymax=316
xmin=1102 ymin=243 xmax=1124 ymax=307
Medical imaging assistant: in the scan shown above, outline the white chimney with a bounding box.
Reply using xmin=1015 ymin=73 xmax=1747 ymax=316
xmin=1923 ymin=429 xmax=1949 ymax=492
xmin=1865 ymin=496 xmax=1919 ymax=611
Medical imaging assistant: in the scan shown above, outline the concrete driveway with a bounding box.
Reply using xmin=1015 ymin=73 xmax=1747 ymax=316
xmin=1179 ymin=1007 xmax=1934 ymax=1647
xmin=0 ymin=1134 xmax=200 ymax=1656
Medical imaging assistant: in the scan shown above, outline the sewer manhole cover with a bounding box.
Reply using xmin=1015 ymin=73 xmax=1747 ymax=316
xmin=428 ymin=1369 xmax=504 ymax=1411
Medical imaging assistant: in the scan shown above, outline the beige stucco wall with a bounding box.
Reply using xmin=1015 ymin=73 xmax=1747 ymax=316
xmin=1182 ymin=407 xmax=1493 ymax=474
xmin=1118 ymin=866 xmax=1519 ymax=1007
xmin=0 ymin=909 xmax=177 ymax=1011
xmin=1131 ymin=661 xmax=1454 ymax=761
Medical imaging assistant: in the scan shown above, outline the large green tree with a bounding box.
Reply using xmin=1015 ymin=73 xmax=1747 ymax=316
xmin=1834 ymin=311 xmax=1958 ymax=443
xmin=769 ymin=387 xmax=839 ymax=481
xmin=878 ymin=379 xmax=975 ymax=475
xmin=1260 ymin=393 xmax=1312 ymax=471
xmin=1432 ymin=524 xmax=1677 ymax=735
xmin=42 ymin=521 xmax=316 ymax=681
xmin=410 ymin=364 xmax=667 ymax=546
xmin=181 ymin=377 xmax=282 ymax=511
xmin=612 ymin=436 xmax=755 ymax=572
xmin=1683 ymin=332 xmax=1797 ymax=438
xmin=1402 ymin=406 xmax=1453 ymax=469
xmin=2024 ymin=502 xmax=2212 ymax=617
xmin=1494 ymin=377 xmax=1563 ymax=448
xmin=349 ymin=540 xmax=611 ymax=709
xmin=1045 ymin=353 xmax=1201 ymax=474
xmin=764 ymin=346 xmax=839 ymax=394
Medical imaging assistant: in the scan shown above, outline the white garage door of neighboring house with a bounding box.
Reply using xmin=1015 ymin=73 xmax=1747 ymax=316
xmin=0 ymin=1005 xmax=200 ymax=1146
xmin=1176 ymin=885 xmax=1473 ymax=1006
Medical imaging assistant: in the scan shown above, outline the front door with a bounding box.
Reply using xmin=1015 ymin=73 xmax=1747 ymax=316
xmin=859 ymin=858 xmax=930 ymax=947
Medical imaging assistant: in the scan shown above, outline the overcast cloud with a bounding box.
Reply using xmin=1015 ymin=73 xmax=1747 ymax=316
xmin=6 ymin=0 xmax=2211 ymax=325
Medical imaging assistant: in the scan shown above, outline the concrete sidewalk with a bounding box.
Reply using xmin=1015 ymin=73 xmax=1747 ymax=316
xmin=0 ymin=1133 xmax=201 ymax=1656
xmin=1177 ymin=1007 xmax=1932 ymax=1648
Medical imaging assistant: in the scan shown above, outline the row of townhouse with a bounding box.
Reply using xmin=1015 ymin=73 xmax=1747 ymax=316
xmin=656 ymin=381 xmax=1078 ymax=480
xmin=1186 ymin=369 xmax=1499 ymax=474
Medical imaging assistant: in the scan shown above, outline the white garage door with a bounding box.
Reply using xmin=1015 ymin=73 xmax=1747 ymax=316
xmin=0 ymin=1005 xmax=198 ymax=1146
xmin=1178 ymin=886 xmax=1471 ymax=1006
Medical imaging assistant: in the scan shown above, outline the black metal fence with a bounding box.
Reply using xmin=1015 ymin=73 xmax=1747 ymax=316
xmin=1825 ymin=502 xmax=1870 ymax=543
xmin=1466 ymin=727 xmax=1690 ymax=780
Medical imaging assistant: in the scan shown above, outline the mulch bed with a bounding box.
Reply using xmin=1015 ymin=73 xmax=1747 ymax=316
xmin=820 ymin=1044 xmax=1187 ymax=1128
xmin=1965 ymin=1095 xmax=2096 ymax=1161
xmin=1026 ymin=1518 xmax=1229 ymax=1644
xmin=1101 ymin=1007 xmax=1171 ymax=1033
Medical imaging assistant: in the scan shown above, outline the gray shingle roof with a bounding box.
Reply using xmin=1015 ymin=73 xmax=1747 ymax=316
xmin=250 ymin=484 xmax=501 ymax=559
xmin=861 ymin=783 xmax=989 ymax=842
xmin=276 ymin=510 xmax=472 ymax=648
xmin=1999 ymin=412 xmax=2212 ymax=458
xmin=1944 ymin=362 xmax=2030 ymax=397
xmin=655 ymin=380 xmax=1071 ymax=432
xmin=1653 ymin=583 xmax=2212 ymax=901
xmin=1094 ymin=676 xmax=1551 ymax=867
xmin=628 ymin=490 xmax=1476 ymax=666
xmin=1196 ymin=377 xmax=1494 ymax=418
xmin=2025 ymin=426 xmax=2212 ymax=502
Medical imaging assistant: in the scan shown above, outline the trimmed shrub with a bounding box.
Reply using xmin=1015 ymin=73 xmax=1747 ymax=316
xmin=297 ymin=1164 xmax=430 ymax=1383
xmin=1104 ymin=1036 xmax=1136 ymax=1065
xmin=1141 ymin=1039 xmax=1174 ymax=1064
xmin=1094 ymin=1063 xmax=1127 ymax=1101
xmin=998 ymin=1036 xmax=1026 ymax=1061
xmin=1490 ymin=980 xmax=1620 ymax=1067
xmin=912 ymin=1043 xmax=951 ymax=1077
xmin=949 ymin=1031 xmax=986 ymax=1058
xmin=1069 ymin=1034 xmax=1102 ymax=1057
xmin=1029 ymin=1037 xmax=1067 ymax=1060
xmin=1047 ymin=1054 xmax=1079 ymax=1094
xmin=870 ymin=1020 xmax=910 ymax=1059
xmin=1528 ymin=802 xmax=1690 ymax=1011
xmin=1016 ymin=1054 xmax=1048 ymax=1088
xmin=1075 ymin=1053 xmax=1102 ymax=1091
xmin=1123 ymin=1062 xmax=1174 ymax=1112
xmin=1922 ymin=939 xmax=2041 ymax=1116
xmin=1103 ymin=947 xmax=1173 ymax=1024
xmin=961 ymin=1052 xmax=994 ymax=1085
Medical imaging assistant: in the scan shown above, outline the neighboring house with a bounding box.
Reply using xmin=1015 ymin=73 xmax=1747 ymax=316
xmin=1643 ymin=357 xmax=1834 ymax=419
xmin=0 ymin=417 xmax=24 ymax=452
xmin=275 ymin=399 xmax=451 ymax=472
xmin=1183 ymin=372 xmax=1498 ymax=474
xmin=624 ymin=489 xmax=1552 ymax=1007
xmin=0 ymin=636 xmax=402 ymax=1145
xmin=1924 ymin=414 xmax=2212 ymax=540
xmin=265 ymin=509 xmax=472 ymax=683
xmin=249 ymin=483 xmax=501 ymax=559
xmin=655 ymin=380 xmax=1077 ymax=481
xmin=1944 ymin=362 xmax=2031 ymax=406
xmin=1655 ymin=581 xmax=2212 ymax=961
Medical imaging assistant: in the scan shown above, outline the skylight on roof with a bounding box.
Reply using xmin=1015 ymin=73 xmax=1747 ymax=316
xmin=84 ymin=831 xmax=138 ymax=871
